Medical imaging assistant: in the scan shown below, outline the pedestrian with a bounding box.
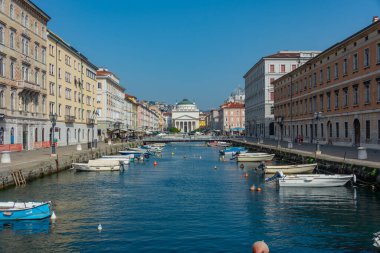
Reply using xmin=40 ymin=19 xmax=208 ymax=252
xmin=252 ymin=241 xmax=269 ymax=253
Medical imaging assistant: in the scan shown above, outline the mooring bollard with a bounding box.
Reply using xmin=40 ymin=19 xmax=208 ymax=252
xmin=1 ymin=151 xmax=11 ymax=164
xmin=357 ymin=147 xmax=367 ymax=160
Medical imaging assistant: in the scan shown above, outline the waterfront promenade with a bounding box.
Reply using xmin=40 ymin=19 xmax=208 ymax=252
xmin=243 ymin=137 xmax=380 ymax=162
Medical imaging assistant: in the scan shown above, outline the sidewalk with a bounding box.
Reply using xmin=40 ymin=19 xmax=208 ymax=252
xmin=0 ymin=142 xmax=114 ymax=171
xmin=244 ymin=137 xmax=380 ymax=163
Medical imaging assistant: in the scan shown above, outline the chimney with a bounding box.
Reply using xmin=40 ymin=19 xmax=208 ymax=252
xmin=373 ymin=16 xmax=379 ymax=23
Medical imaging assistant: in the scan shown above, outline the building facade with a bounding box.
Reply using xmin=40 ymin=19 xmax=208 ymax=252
xmin=0 ymin=0 xmax=50 ymax=150
xmin=47 ymin=30 xmax=98 ymax=147
xmin=244 ymin=51 xmax=320 ymax=138
xmin=218 ymin=102 xmax=245 ymax=134
xmin=96 ymin=68 xmax=125 ymax=140
xmin=171 ymin=99 xmax=199 ymax=133
xmin=273 ymin=18 xmax=380 ymax=149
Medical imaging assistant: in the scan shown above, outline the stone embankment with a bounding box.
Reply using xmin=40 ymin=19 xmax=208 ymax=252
xmin=0 ymin=141 xmax=142 ymax=190
xmin=232 ymin=139 xmax=380 ymax=188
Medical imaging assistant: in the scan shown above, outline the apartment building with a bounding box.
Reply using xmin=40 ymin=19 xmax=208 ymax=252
xmin=96 ymin=68 xmax=125 ymax=140
xmin=47 ymin=30 xmax=98 ymax=147
xmin=218 ymin=102 xmax=245 ymax=134
xmin=244 ymin=51 xmax=320 ymax=138
xmin=273 ymin=18 xmax=380 ymax=149
xmin=0 ymin=0 xmax=50 ymax=150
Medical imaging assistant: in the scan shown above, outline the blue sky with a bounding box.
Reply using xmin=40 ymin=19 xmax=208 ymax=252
xmin=34 ymin=0 xmax=380 ymax=110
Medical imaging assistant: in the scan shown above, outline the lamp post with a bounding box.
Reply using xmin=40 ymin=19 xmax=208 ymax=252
xmin=49 ymin=113 xmax=57 ymax=156
xmin=314 ymin=111 xmax=322 ymax=154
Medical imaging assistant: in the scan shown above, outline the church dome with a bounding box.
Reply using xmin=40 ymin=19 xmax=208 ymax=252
xmin=177 ymin=99 xmax=194 ymax=105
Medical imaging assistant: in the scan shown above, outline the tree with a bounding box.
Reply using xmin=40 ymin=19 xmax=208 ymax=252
xmin=168 ymin=127 xmax=180 ymax=133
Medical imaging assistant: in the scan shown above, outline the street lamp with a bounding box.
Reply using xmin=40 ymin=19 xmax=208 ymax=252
xmin=49 ymin=113 xmax=57 ymax=156
xmin=314 ymin=111 xmax=322 ymax=154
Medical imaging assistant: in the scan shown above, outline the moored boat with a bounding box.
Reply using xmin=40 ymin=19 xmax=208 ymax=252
xmin=0 ymin=202 xmax=52 ymax=220
xmin=220 ymin=146 xmax=247 ymax=156
xmin=264 ymin=163 xmax=316 ymax=174
xmin=73 ymin=159 xmax=122 ymax=172
xmin=236 ymin=152 xmax=275 ymax=162
xmin=274 ymin=171 xmax=354 ymax=187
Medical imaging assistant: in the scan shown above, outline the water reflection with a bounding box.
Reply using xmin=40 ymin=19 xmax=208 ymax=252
xmin=0 ymin=218 xmax=51 ymax=234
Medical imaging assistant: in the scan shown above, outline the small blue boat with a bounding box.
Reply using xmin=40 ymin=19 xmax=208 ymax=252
xmin=219 ymin=147 xmax=247 ymax=156
xmin=0 ymin=202 xmax=52 ymax=220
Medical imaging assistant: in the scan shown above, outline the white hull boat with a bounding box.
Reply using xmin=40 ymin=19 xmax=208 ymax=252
xmin=278 ymin=173 xmax=354 ymax=187
xmin=236 ymin=153 xmax=275 ymax=162
xmin=265 ymin=163 xmax=316 ymax=174
xmin=73 ymin=160 xmax=122 ymax=172
xmin=99 ymin=156 xmax=131 ymax=165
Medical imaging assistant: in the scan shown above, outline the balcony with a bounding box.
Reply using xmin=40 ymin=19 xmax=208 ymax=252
xmin=65 ymin=115 xmax=76 ymax=123
xmin=18 ymin=80 xmax=42 ymax=93
xmin=86 ymin=118 xmax=95 ymax=125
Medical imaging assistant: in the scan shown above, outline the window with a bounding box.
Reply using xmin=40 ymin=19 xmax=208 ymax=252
xmin=58 ymin=85 xmax=62 ymax=97
xmin=0 ymin=25 xmax=4 ymax=44
xmin=41 ymin=48 xmax=46 ymax=64
xmin=319 ymin=94 xmax=323 ymax=111
xmin=22 ymin=38 xmax=29 ymax=56
xmin=353 ymin=53 xmax=358 ymax=71
xmin=34 ymin=70 xmax=39 ymax=84
xmin=49 ymin=82 xmax=55 ymax=95
xmin=280 ymin=64 xmax=285 ymax=73
xmin=58 ymin=104 xmax=62 ymax=117
xmin=41 ymin=72 xmax=46 ymax=88
xmin=343 ymin=58 xmax=348 ymax=75
xmin=34 ymin=44 xmax=38 ymax=60
xmin=291 ymin=64 xmax=297 ymax=71
xmin=10 ymin=62 xmax=14 ymax=80
xmin=334 ymin=63 xmax=339 ymax=79
xmin=364 ymin=48 xmax=370 ymax=67
xmin=378 ymin=79 xmax=380 ymax=102
xmin=334 ymin=91 xmax=339 ymax=109
xmin=22 ymin=65 xmax=29 ymax=81
xmin=10 ymin=3 xmax=14 ymax=18
xmin=366 ymin=120 xmax=370 ymax=139
xmin=269 ymin=64 xmax=274 ymax=73
xmin=336 ymin=122 xmax=339 ymax=138
xmin=10 ymin=31 xmax=14 ymax=49
xmin=49 ymin=102 xmax=55 ymax=114
xmin=327 ymin=92 xmax=331 ymax=110
xmin=343 ymin=88 xmax=348 ymax=107
xmin=377 ymin=43 xmax=380 ymax=63
xmin=0 ymin=0 xmax=3 ymax=12
xmin=34 ymin=21 xmax=38 ymax=34
xmin=319 ymin=69 xmax=323 ymax=84
xmin=344 ymin=122 xmax=348 ymax=138
xmin=25 ymin=15 xmax=29 ymax=28
xmin=0 ymin=57 xmax=3 ymax=77
xmin=378 ymin=120 xmax=380 ymax=140
xmin=364 ymin=81 xmax=370 ymax=104
xmin=326 ymin=66 xmax=330 ymax=81
xmin=353 ymin=85 xmax=359 ymax=105
xmin=321 ymin=123 xmax=324 ymax=138
xmin=21 ymin=12 xmax=25 ymax=26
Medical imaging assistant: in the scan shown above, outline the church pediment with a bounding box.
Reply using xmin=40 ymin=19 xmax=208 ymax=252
xmin=173 ymin=115 xmax=198 ymax=120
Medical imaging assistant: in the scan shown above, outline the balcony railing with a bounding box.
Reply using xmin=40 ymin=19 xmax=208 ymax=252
xmin=65 ymin=115 xmax=76 ymax=123
xmin=18 ymin=80 xmax=41 ymax=93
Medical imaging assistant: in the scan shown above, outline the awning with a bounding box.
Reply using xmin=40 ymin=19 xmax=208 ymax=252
xmin=230 ymin=127 xmax=245 ymax=131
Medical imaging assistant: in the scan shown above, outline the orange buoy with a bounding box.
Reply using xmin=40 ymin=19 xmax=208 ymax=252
xmin=244 ymin=172 xmax=249 ymax=178
xmin=153 ymin=161 xmax=158 ymax=166
xmin=257 ymin=187 xmax=262 ymax=192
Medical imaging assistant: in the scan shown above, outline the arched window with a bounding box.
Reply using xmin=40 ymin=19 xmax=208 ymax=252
xmin=35 ymin=128 xmax=38 ymax=142
xmin=10 ymin=91 xmax=15 ymax=111
xmin=10 ymin=3 xmax=14 ymax=18
xmin=21 ymin=12 xmax=25 ymax=26
xmin=42 ymin=128 xmax=44 ymax=142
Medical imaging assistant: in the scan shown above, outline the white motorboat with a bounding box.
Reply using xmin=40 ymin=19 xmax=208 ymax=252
xmin=99 ymin=156 xmax=130 ymax=165
xmin=236 ymin=152 xmax=275 ymax=162
xmin=72 ymin=159 xmax=123 ymax=172
xmin=264 ymin=163 xmax=316 ymax=174
xmin=276 ymin=171 xmax=354 ymax=187
xmin=373 ymin=231 xmax=380 ymax=249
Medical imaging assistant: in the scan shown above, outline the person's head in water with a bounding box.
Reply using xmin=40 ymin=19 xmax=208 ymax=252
xmin=252 ymin=241 xmax=269 ymax=253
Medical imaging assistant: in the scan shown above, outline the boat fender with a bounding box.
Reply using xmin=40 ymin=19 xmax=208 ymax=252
xmin=353 ymin=174 xmax=357 ymax=184
xmin=51 ymin=211 xmax=57 ymax=220
xmin=250 ymin=185 xmax=256 ymax=191
xmin=98 ymin=224 xmax=102 ymax=231
xmin=257 ymin=187 xmax=262 ymax=192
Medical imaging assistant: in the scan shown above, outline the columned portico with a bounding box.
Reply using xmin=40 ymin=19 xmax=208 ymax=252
xmin=172 ymin=99 xmax=200 ymax=133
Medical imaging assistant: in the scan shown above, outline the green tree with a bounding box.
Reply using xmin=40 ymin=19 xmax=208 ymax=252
xmin=168 ymin=127 xmax=180 ymax=133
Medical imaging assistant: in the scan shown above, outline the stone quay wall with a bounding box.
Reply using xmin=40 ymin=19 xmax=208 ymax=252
xmin=0 ymin=141 xmax=142 ymax=190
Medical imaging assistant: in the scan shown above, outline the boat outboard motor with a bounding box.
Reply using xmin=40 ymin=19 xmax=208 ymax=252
xmin=265 ymin=170 xmax=284 ymax=183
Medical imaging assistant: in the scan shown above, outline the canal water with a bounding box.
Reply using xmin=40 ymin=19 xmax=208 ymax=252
xmin=0 ymin=143 xmax=379 ymax=252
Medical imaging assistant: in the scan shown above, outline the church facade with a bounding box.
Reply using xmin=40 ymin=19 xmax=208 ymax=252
xmin=171 ymin=99 xmax=200 ymax=133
